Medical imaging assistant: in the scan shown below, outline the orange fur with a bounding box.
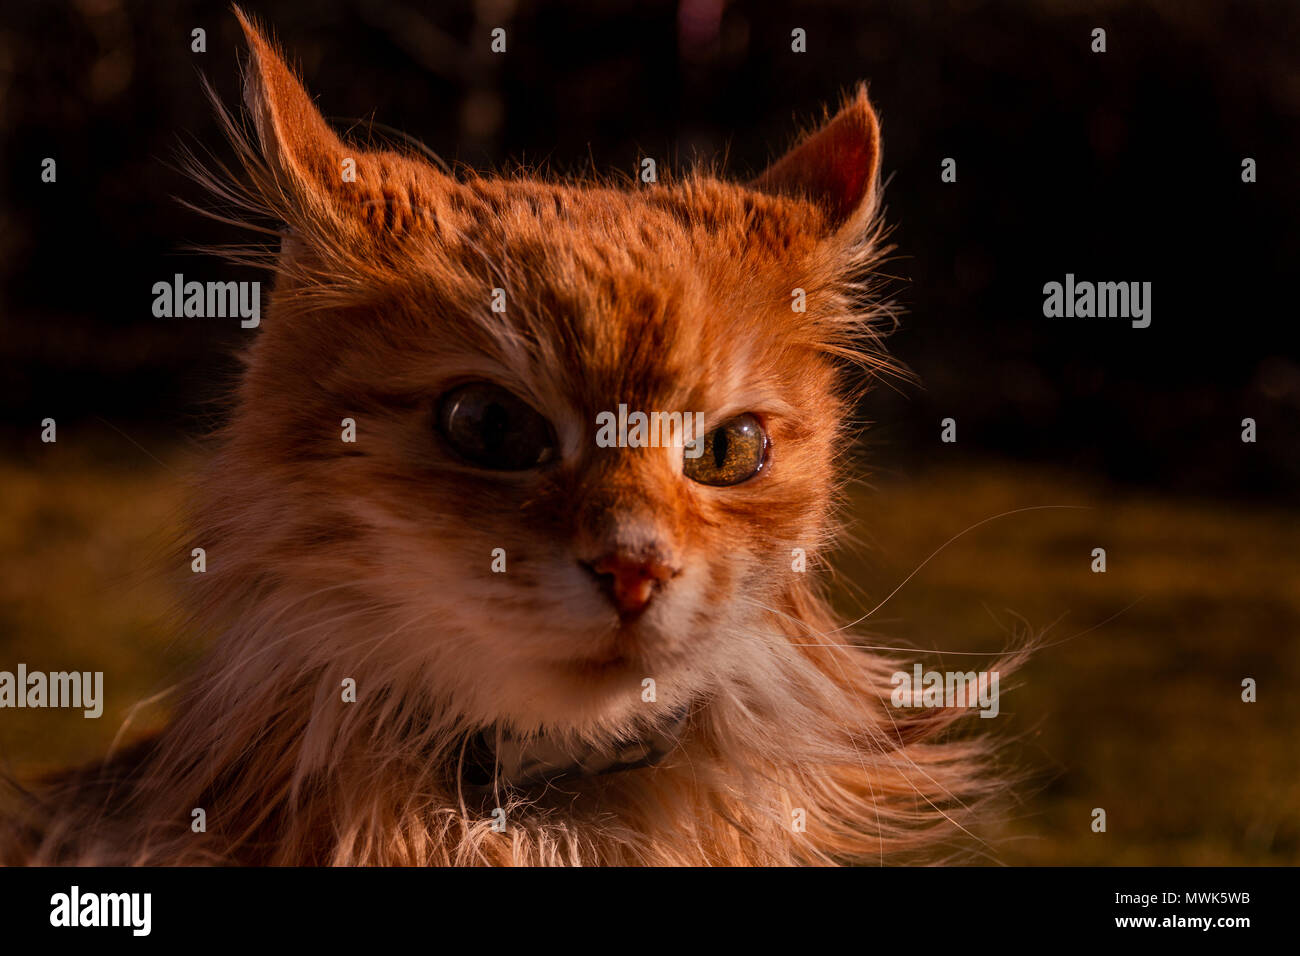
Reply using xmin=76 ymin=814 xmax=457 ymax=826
xmin=3 ymin=9 xmax=1016 ymax=866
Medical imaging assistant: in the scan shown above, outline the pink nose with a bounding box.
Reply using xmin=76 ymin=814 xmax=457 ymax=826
xmin=584 ymin=551 xmax=678 ymax=618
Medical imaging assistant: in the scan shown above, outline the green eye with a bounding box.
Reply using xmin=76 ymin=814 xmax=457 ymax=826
xmin=684 ymin=414 xmax=768 ymax=486
xmin=436 ymin=382 xmax=557 ymax=471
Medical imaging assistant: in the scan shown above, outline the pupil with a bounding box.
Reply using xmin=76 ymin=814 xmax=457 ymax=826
xmin=712 ymin=429 xmax=729 ymax=468
xmin=482 ymin=402 xmax=508 ymax=450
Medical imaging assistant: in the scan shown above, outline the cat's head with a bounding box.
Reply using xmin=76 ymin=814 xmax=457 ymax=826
xmin=196 ymin=11 xmax=894 ymax=744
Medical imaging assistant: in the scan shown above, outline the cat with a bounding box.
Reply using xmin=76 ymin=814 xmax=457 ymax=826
xmin=2 ymin=8 xmax=1014 ymax=866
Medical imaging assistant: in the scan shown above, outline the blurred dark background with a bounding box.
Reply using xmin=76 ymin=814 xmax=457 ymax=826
xmin=1 ymin=1 xmax=1297 ymax=865
xmin=2 ymin=0 xmax=1297 ymax=496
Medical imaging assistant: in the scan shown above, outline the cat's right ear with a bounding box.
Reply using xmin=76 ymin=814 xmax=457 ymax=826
xmin=750 ymin=85 xmax=882 ymax=240
xmin=233 ymin=6 xmax=350 ymax=203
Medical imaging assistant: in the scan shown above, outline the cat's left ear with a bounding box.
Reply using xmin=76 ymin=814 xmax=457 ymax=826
xmin=234 ymin=7 xmax=351 ymax=202
xmin=750 ymin=85 xmax=881 ymax=239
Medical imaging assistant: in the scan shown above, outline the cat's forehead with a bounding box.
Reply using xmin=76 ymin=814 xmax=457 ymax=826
xmin=422 ymin=175 xmax=831 ymax=331
xmin=414 ymin=175 xmax=832 ymax=407
xmin=435 ymin=174 xmax=825 ymax=268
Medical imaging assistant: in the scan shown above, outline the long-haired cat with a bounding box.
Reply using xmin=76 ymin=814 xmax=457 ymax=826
xmin=3 ymin=9 xmax=1013 ymax=866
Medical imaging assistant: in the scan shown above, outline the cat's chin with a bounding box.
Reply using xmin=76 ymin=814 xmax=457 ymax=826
xmin=480 ymin=663 xmax=654 ymax=733
xmin=473 ymin=635 xmax=696 ymax=733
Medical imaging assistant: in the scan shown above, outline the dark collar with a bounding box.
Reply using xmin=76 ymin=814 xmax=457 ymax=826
xmin=463 ymin=708 xmax=691 ymax=792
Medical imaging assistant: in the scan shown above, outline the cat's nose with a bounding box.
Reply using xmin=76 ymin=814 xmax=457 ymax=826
xmin=582 ymin=550 xmax=679 ymax=619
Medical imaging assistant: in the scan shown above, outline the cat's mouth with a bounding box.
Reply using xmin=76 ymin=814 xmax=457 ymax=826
xmin=572 ymin=633 xmax=640 ymax=672
xmin=564 ymin=617 xmax=664 ymax=674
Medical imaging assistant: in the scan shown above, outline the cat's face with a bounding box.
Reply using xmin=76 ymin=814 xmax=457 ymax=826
xmin=208 ymin=14 xmax=886 ymax=737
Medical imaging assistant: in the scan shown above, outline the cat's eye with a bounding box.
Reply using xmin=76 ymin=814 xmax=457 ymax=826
xmin=683 ymin=413 xmax=768 ymax=486
xmin=436 ymin=382 xmax=557 ymax=471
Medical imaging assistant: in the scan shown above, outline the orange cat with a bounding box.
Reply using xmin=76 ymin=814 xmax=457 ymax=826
xmin=4 ymin=10 xmax=1012 ymax=865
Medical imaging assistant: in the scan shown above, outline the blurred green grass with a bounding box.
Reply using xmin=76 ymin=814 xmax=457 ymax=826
xmin=832 ymin=464 xmax=1300 ymax=865
xmin=0 ymin=441 xmax=198 ymax=776
xmin=0 ymin=445 xmax=1296 ymax=864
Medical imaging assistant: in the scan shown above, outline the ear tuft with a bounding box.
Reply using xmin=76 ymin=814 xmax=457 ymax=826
xmin=751 ymin=85 xmax=882 ymax=237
